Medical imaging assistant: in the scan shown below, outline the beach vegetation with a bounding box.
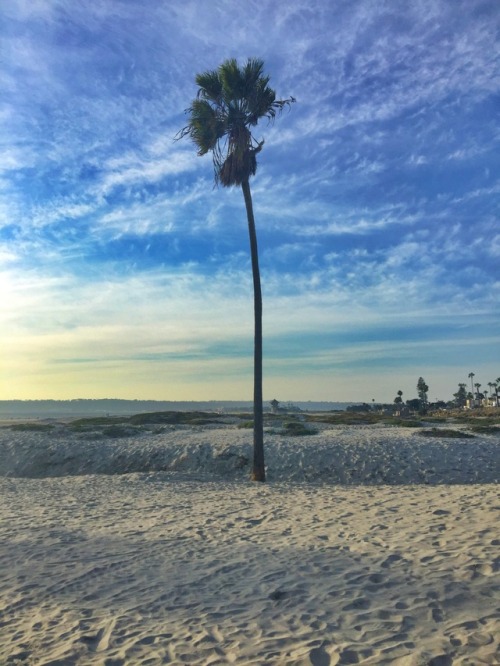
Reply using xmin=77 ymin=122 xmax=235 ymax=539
xmin=405 ymin=398 xmax=420 ymax=412
xmin=386 ymin=419 xmax=422 ymax=427
xmin=66 ymin=412 xmax=220 ymax=435
xmin=282 ymin=421 xmax=318 ymax=436
xmin=177 ymin=58 xmax=294 ymax=481
xmin=68 ymin=416 xmax=126 ymax=429
xmin=453 ymin=383 xmax=468 ymax=408
xmin=8 ymin=422 xmax=55 ymax=432
xmin=238 ymin=418 xmax=318 ymax=435
xmin=306 ymin=412 xmax=382 ymax=425
xmin=468 ymin=424 xmax=500 ymax=435
xmin=394 ymin=390 xmax=403 ymax=404
xmin=417 ymin=428 xmax=475 ymax=439
xmin=101 ymin=425 xmax=137 ymax=438
xmin=128 ymin=411 xmax=216 ymax=426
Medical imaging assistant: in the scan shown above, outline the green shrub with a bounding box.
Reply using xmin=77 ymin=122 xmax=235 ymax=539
xmin=9 ymin=423 xmax=54 ymax=432
xmin=101 ymin=425 xmax=135 ymax=438
xmin=283 ymin=421 xmax=318 ymax=436
xmin=305 ymin=413 xmax=381 ymax=425
xmin=129 ymin=411 xmax=218 ymax=426
xmin=417 ymin=428 xmax=475 ymax=439
xmin=387 ymin=419 xmax=423 ymax=428
xmin=469 ymin=425 xmax=500 ymax=435
xmin=237 ymin=420 xmax=254 ymax=429
xmin=69 ymin=417 xmax=125 ymax=427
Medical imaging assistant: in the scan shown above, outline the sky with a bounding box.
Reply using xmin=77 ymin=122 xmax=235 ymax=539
xmin=1 ymin=0 xmax=499 ymax=404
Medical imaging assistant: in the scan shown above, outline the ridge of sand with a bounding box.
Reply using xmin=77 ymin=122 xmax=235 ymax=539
xmin=1 ymin=423 xmax=498 ymax=484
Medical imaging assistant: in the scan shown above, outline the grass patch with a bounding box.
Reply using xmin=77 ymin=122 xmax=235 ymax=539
xmin=101 ymin=425 xmax=137 ymax=438
xmin=282 ymin=421 xmax=318 ymax=436
xmin=9 ymin=423 xmax=55 ymax=432
xmin=67 ymin=411 xmax=219 ymax=430
xmin=385 ymin=419 xmax=423 ymax=428
xmin=69 ymin=416 xmax=126 ymax=426
xmin=237 ymin=418 xmax=318 ymax=435
xmin=441 ymin=411 xmax=500 ymax=427
xmin=128 ymin=411 xmax=218 ymax=426
xmin=417 ymin=428 xmax=475 ymax=439
xmin=469 ymin=425 xmax=500 ymax=435
xmin=237 ymin=420 xmax=254 ymax=429
xmin=305 ymin=412 xmax=388 ymax=425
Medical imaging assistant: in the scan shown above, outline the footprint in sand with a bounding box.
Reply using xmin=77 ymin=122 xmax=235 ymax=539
xmin=428 ymin=655 xmax=453 ymax=666
xmin=467 ymin=631 xmax=494 ymax=647
xmin=79 ymin=617 xmax=116 ymax=653
xmin=309 ymin=645 xmax=332 ymax=666
xmin=268 ymin=588 xmax=288 ymax=601
xmin=381 ymin=553 xmax=403 ymax=568
xmin=341 ymin=597 xmax=371 ymax=612
xmin=338 ymin=647 xmax=373 ymax=664
xmin=431 ymin=607 xmax=445 ymax=623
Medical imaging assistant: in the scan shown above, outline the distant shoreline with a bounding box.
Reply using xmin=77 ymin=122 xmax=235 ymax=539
xmin=0 ymin=399 xmax=354 ymax=419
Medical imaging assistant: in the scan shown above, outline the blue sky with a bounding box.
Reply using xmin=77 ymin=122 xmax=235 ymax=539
xmin=1 ymin=0 xmax=499 ymax=403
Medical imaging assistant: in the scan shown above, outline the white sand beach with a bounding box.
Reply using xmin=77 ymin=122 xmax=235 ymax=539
xmin=1 ymin=420 xmax=499 ymax=665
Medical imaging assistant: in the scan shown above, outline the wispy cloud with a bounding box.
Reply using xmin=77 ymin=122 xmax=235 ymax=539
xmin=1 ymin=0 xmax=498 ymax=401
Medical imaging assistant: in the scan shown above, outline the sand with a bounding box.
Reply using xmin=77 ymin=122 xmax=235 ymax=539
xmin=0 ymin=421 xmax=499 ymax=665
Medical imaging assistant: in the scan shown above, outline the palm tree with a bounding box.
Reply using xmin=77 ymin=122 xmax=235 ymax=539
xmin=394 ymin=390 xmax=403 ymax=406
xmin=494 ymin=381 xmax=499 ymax=407
xmin=468 ymin=372 xmax=475 ymax=399
xmin=177 ymin=58 xmax=295 ymax=481
xmin=454 ymin=383 xmax=467 ymax=408
xmin=487 ymin=382 xmax=496 ymax=405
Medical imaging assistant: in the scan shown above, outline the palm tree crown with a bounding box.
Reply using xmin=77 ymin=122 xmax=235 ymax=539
xmin=177 ymin=58 xmax=294 ymax=186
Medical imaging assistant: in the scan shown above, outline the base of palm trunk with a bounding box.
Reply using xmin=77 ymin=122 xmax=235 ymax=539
xmin=251 ymin=467 xmax=266 ymax=482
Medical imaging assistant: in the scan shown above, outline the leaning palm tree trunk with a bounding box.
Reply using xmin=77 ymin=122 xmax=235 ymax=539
xmin=241 ymin=179 xmax=265 ymax=481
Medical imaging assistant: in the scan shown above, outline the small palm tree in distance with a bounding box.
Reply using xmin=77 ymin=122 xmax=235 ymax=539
xmin=468 ymin=372 xmax=475 ymax=398
xmin=177 ymin=58 xmax=295 ymax=481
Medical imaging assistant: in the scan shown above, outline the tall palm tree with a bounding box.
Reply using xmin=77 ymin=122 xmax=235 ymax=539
xmin=177 ymin=58 xmax=295 ymax=481
xmin=468 ymin=372 xmax=475 ymax=398
xmin=493 ymin=381 xmax=499 ymax=407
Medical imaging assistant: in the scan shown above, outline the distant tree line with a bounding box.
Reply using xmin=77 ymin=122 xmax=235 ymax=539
xmin=347 ymin=373 xmax=499 ymax=414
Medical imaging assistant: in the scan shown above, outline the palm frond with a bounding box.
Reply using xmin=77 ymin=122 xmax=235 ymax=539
xmin=219 ymin=58 xmax=245 ymax=103
xmin=195 ymin=70 xmax=223 ymax=104
xmin=176 ymin=99 xmax=225 ymax=155
xmin=177 ymin=58 xmax=295 ymax=187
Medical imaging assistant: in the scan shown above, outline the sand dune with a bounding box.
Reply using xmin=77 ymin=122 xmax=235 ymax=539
xmin=0 ymin=422 xmax=498 ymax=665
xmin=1 ymin=422 xmax=498 ymax=484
